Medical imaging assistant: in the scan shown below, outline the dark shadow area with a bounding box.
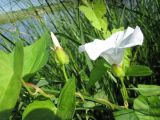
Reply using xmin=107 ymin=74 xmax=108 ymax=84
xmin=23 ymin=108 xmax=60 ymax=120
xmin=0 ymin=109 xmax=12 ymax=120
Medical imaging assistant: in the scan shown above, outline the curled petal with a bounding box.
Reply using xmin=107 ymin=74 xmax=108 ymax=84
xmin=117 ymin=27 xmax=134 ymax=44
xmin=119 ymin=26 xmax=144 ymax=48
xmin=51 ymin=32 xmax=61 ymax=48
xmin=101 ymin=48 xmax=124 ymax=65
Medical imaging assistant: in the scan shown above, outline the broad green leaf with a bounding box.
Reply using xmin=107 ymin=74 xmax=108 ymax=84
xmin=134 ymin=95 xmax=160 ymax=120
xmin=79 ymin=0 xmax=108 ymax=38
xmin=125 ymin=65 xmax=152 ymax=76
xmin=87 ymin=59 xmax=108 ymax=89
xmin=22 ymin=100 xmax=57 ymax=120
xmin=79 ymin=6 xmax=101 ymax=29
xmin=0 ymin=41 xmax=23 ymax=119
xmin=137 ymin=85 xmax=160 ymax=96
xmin=23 ymin=32 xmax=50 ymax=78
xmin=114 ymin=109 xmax=138 ymax=120
xmin=56 ymin=77 xmax=76 ymax=120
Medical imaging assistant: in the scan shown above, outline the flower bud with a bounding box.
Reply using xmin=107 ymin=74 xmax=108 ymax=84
xmin=50 ymin=32 xmax=69 ymax=65
xmin=55 ymin=47 xmax=69 ymax=65
xmin=112 ymin=64 xmax=125 ymax=77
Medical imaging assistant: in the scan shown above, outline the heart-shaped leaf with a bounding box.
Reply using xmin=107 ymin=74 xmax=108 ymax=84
xmin=0 ymin=32 xmax=50 ymax=119
xmin=0 ymin=41 xmax=24 ymax=119
xmin=23 ymin=32 xmax=50 ymax=78
xmin=114 ymin=109 xmax=138 ymax=120
xmin=79 ymin=0 xmax=107 ymax=38
xmin=125 ymin=65 xmax=152 ymax=76
xmin=134 ymin=95 xmax=160 ymax=120
xmin=22 ymin=100 xmax=57 ymax=120
xmin=87 ymin=59 xmax=108 ymax=89
xmin=137 ymin=84 xmax=160 ymax=96
xmin=56 ymin=77 xmax=76 ymax=120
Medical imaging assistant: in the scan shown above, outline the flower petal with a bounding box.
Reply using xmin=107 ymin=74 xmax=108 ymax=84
xmin=119 ymin=26 xmax=144 ymax=48
xmin=79 ymin=31 xmax=123 ymax=61
xmin=51 ymin=32 xmax=61 ymax=48
xmin=79 ymin=39 xmax=108 ymax=60
xmin=117 ymin=27 xmax=134 ymax=44
xmin=101 ymin=48 xmax=124 ymax=65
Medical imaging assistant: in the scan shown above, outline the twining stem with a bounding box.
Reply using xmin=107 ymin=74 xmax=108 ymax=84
xmin=62 ymin=65 xmax=68 ymax=82
xmin=120 ymin=77 xmax=128 ymax=108
xmin=84 ymin=96 xmax=125 ymax=110
xmin=21 ymin=80 xmax=35 ymax=96
xmin=75 ymin=92 xmax=125 ymax=110
xmin=22 ymin=80 xmax=126 ymax=110
xmin=21 ymin=80 xmax=54 ymax=98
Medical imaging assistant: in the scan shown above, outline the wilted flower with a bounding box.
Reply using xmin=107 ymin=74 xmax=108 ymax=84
xmin=51 ymin=32 xmax=69 ymax=65
xmin=79 ymin=26 xmax=144 ymax=65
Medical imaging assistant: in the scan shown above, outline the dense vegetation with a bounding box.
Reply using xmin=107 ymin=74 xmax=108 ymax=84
xmin=0 ymin=0 xmax=160 ymax=120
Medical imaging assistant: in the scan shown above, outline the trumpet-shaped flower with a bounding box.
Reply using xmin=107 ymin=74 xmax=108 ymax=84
xmin=79 ymin=26 xmax=144 ymax=65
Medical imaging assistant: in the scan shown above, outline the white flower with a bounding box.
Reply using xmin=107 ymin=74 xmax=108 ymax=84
xmin=51 ymin=32 xmax=61 ymax=48
xmin=79 ymin=26 xmax=144 ymax=65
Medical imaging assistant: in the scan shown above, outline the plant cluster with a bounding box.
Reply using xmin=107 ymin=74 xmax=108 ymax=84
xmin=0 ymin=0 xmax=160 ymax=120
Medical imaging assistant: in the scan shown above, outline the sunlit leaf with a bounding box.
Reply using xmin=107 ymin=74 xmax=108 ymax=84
xmin=23 ymin=32 xmax=50 ymax=79
xmin=79 ymin=0 xmax=108 ymax=38
xmin=56 ymin=77 xmax=76 ymax=120
xmin=0 ymin=41 xmax=23 ymax=119
xmin=0 ymin=32 xmax=50 ymax=119
xmin=22 ymin=100 xmax=57 ymax=120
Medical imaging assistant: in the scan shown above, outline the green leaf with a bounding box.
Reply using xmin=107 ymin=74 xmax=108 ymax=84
xmin=122 ymin=48 xmax=132 ymax=72
xmin=87 ymin=59 xmax=108 ymax=89
xmin=56 ymin=77 xmax=76 ymax=120
xmin=13 ymin=41 xmax=24 ymax=78
xmin=125 ymin=65 xmax=152 ymax=76
xmin=0 ymin=41 xmax=24 ymax=119
xmin=22 ymin=100 xmax=57 ymax=120
xmin=137 ymin=85 xmax=160 ymax=96
xmin=79 ymin=0 xmax=108 ymax=38
xmin=83 ymin=101 xmax=96 ymax=108
xmin=134 ymin=95 xmax=160 ymax=120
xmin=23 ymin=32 xmax=50 ymax=78
xmin=114 ymin=109 xmax=138 ymax=120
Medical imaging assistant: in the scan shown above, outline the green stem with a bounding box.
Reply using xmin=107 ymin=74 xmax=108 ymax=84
xmin=83 ymin=96 xmax=125 ymax=110
xmin=132 ymin=47 xmax=140 ymax=64
xmin=42 ymin=89 xmax=125 ymax=110
xmin=21 ymin=80 xmax=35 ymax=96
xmin=62 ymin=65 xmax=68 ymax=82
xmin=21 ymin=80 xmax=53 ymax=98
xmin=120 ymin=77 xmax=128 ymax=108
xmin=75 ymin=92 xmax=125 ymax=110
